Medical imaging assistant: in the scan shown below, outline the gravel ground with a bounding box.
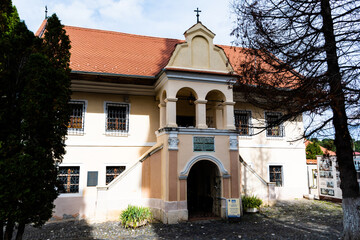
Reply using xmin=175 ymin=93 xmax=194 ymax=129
xmin=20 ymin=199 xmax=343 ymax=240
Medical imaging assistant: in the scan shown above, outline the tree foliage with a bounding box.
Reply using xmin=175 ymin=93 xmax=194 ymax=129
xmin=306 ymin=142 xmax=324 ymax=159
xmin=354 ymin=141 xmax=360 ymax=153
xmin=232 ymin=0 xmax=359 ymax=238
xmin=310 ymin=138 xmax=336 ymax=152
xmin=0 ymin=1 xmax=71 ymax=239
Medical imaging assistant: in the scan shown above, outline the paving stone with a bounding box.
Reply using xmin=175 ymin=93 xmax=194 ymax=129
xmin=21 ymin=199 xmax=342 ymax=240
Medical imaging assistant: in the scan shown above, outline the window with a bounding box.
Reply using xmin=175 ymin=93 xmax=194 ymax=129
xmin=106 ymin=103 xmax=129 ymax=134
xmin=234 ymin=110 xmax=252 ymax=136
xmin=68 ymin=101 xmax=85 ymax=134
xmin=269 ymin=165 xmax=283 ymax=187
xmin=265 ymin=112 xmax=284 ymax=137
xmin=106 ymin=166 xmax=126 ymax=185
xmin=58 ymin=166 xmax=80 ymax=193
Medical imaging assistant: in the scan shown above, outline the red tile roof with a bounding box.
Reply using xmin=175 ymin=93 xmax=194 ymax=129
xmin=35 ymin=19 xmax=47 ymax=37
xmin=35 ymin=22 xmax=301 ymax=88
xmin=64 ymin=26 xmax=183 ymax=77
xmin=306 ymin=159 xmax=317 ymax=165
xmin=36 ymin=22 xmax=247 ymax=78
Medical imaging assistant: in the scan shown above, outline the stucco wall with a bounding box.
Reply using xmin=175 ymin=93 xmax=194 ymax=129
xmin=54 ymin=92 xmax=159 ymax=220
xmin=142 ymin=149 xmax=162 ymax=199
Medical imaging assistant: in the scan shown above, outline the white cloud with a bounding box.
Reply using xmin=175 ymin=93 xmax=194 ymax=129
xmin=99 ymin=0 xmax=144 ymax=21
xmin=52 ymin=1 xmax=95 ymax=27
xmin=12 ymin=0 xmax=236 ymax=45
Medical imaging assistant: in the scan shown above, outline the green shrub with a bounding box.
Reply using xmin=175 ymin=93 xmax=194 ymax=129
xmin=242 ymin=195 xmax=263 ymax=210
xmin=120 ymin=205 xmax=152 ymax=228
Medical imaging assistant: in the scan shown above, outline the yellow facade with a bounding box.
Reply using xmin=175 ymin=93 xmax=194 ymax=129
xmin=54 ymin=23 xmax=307 ymax=223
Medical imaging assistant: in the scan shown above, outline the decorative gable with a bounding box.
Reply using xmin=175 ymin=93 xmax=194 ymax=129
xmin=166 ymin=23 xmax=233 ymax=73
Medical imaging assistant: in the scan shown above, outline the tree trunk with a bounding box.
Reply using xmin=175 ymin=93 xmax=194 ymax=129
xmin=321 ymin=0 xmax=360 ymax=239
xmin=4 ymin=221 xmax=14 ymax=240
xmin=15 ymin=223 xmax=25 ymax=240
xmin=0 ymin=221 xmax=3 ymax=240
xmin=342 ymin=198 xmax=360 ymax=240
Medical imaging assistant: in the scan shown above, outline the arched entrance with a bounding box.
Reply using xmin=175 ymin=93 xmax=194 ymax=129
xmin=187 ymin=160 xmax=221 ymax=218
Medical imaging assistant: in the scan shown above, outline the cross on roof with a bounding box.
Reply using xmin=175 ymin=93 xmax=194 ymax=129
xmin=194 ymin=8 xmax=201 ymax=23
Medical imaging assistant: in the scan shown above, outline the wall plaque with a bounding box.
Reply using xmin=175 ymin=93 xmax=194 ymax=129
xmin=227 ymin=198 xmax=241 ymax=218
xmin=193 ymin=136 xmax=214 ymax=152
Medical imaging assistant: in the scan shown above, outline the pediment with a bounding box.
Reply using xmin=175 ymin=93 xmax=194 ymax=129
xmin=166 ymin=23 xmax=233 ymax=73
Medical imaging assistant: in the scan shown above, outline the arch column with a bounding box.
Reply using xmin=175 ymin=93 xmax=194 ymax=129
xmin=223 ymin=102 xmax=236 ymax=130
xmin=165 ymin=98 xmax=178 ymax=127
xmin=158 ymin=103 xmax=166 ymax=128
xmin=195 ymin=99 xmax=208 ymax=129
xmin=215 ymin=105 xmax=223 ymax=129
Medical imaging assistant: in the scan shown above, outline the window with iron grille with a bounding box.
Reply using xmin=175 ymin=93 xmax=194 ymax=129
xmin=106 ymin=166 xmax=126 ymax=185
xmin=265 ymin=112 xmax=284 ymax=137
xmin=234 ymin=110 xmax=252 ymax=136
xmin=68 ymin=101 xmax=85 ymax=134
xmin=269 ymin=165 xmax=283 ymax=187
xmin=58 ymin=166 xmax=80 ymax=193
xmin=106 ymin=103 xmax=129 ymax=134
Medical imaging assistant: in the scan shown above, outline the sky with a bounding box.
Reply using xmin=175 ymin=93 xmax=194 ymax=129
xmin=12 ymin=0 xmax=236 ymax=45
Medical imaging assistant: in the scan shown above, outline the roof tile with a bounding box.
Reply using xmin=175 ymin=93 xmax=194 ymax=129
xmin=65 ymin=26 xmax=183 ymax=77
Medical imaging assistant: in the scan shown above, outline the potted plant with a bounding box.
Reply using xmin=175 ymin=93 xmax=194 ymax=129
xmin=120 ymin=205 xmax=153 ymax=228
xmin=242 ymin=195 xmax=263 ymax=213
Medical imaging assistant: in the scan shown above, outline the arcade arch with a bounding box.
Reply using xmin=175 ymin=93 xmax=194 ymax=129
xmin=205 ymin=90 xmax=226 ymax=129
xmin=158 ymin=86 xmax=234 ymax=130
xmin=175 ymin=87 xmax=197 ymax=127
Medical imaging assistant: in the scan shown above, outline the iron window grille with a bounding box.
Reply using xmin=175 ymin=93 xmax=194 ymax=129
xmin=269 ymin=165 xmax=283 ymax=187
xmin=68 ymin=101 xmax=85 ymax=134
xmin=265 ymin=112 xmax=284 ymax=137
xmin=106 ymin=166 xmax=126 ymax=185
xmin=234 ymin=110 xmax=253 ymax=136
xmin=58 ymin=166 xmax=80 ymax=193
xmin=105 ymin=103 xmax=129 ymax=135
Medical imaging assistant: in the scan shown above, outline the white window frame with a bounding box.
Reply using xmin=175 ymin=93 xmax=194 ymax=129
xmin=57 ymin=163 xmax=84 ymax=197
xmin=234 ymin=110 xmax=253 ymax=136
xmin=105 ymin=165 xmax=127 ymax=185
xmin=104 ymin=101 xmax=130 ymax=136
xmin=265 ymin=111 xmax=284 ymax=138
xmin=268 ymin=164 xmax=284 ymax=187
xmin=68 ymin=100 xmax=87 ymax=135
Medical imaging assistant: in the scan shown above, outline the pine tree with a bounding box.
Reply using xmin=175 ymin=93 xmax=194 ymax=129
xmin=306 ymin=142 xmax=323 ymax=159
xmin=0 ymin=2 xmax=71 ymax=239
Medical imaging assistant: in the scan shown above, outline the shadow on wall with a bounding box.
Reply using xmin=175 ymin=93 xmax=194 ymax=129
xmin=240 ymin=136 xmax=276 ymax=202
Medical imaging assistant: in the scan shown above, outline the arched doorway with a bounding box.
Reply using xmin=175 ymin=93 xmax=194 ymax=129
xmin=187 ymin=160 xmax=221 ymax=219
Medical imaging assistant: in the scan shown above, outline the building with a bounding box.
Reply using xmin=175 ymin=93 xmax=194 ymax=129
xmin=36 ymin=20 xmax=308 ymax=223
xmin=304 ymin=140 xmax=336 ymax=197
xmin=304 ymin=141 xmax=360 ymax=201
